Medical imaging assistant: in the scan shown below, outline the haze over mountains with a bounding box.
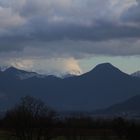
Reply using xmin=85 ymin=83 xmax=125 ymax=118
xmin=0 ymin=63 xmax=140 ymax=112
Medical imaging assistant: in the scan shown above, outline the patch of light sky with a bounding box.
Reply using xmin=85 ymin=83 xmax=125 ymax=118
xmin=79 ymin=56 xmax=140 ymax=74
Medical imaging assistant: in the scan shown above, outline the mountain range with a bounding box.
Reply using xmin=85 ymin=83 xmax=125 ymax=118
xmin=0 ymin=63 xmax=140 ymax=112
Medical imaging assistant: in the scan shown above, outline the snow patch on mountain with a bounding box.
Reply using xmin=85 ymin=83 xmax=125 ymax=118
xmin=131 ymin=71 xmax=140 ymax=78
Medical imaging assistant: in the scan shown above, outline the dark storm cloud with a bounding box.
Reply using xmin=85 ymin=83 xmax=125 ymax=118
xmin=1 ymin=20 xmax=140 ymax=51
xmin=0 ymin=0 xmax=140 ymax=56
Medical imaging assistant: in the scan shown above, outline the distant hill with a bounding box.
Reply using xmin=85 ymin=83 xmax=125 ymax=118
xmin=0 ymin=63 xmax=140 ymax=111
xmin=94 ymin=95 xmax=140 ymax=117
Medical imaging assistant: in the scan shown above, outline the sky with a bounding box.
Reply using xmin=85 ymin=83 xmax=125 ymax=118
xmin=0 ymin=0 xmax=140 ymax=75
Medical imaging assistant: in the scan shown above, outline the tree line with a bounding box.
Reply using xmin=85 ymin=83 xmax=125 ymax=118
xmin=0 ymin=96 xmax=140 ymax=140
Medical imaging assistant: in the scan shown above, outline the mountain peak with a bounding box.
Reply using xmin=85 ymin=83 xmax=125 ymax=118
xmin=80 ymin=62 xmax=128 ymax=80
xmin=3 ymin=66 xmax=44 ymax=80
xmin=4 ymin=66 xmax=26 ymax=74
xmin=91 ymin=63 xmax=122 ymax=74
xmin=5 ymin=66 xmax=18 ymax=71
xmin=94 ymin=63 xmax=115 ymax=69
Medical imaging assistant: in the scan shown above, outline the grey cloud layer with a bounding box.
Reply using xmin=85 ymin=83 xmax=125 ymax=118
xmin=0 ymin=0 xmax=140 ymax=56
xmin=121 ymin=0 xmax=140 ymax=22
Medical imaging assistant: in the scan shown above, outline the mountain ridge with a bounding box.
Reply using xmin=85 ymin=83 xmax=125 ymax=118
xmin=0 ymin=63 xmax=140 ymax=111
xmin=2 ymin=66 xmax=47 ymax=80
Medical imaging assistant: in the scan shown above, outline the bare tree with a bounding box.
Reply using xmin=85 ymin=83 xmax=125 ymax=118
xmin=4 ymin=96 xmax=56 ymax=140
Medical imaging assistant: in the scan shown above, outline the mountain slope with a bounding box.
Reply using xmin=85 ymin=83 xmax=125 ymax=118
xmin=0 ymin=63 xmax=140 ymax=111
xmin=95 ymin=95 xmax=140 ymax=117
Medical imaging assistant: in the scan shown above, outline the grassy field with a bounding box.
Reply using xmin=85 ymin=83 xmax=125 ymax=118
xmin=0 ymin=130 xmax=126 ymax=140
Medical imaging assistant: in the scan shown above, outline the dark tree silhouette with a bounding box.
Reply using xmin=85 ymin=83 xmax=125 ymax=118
xmin=112 ymin=117 xmax=129 ymax=139
xmin=4 ymin=96 xmax=56 ymax=140
xmin=126 ymin=122 xmax=140 ymax=140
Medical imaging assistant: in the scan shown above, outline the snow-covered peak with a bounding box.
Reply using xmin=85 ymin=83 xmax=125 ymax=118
xmin=131 ymin=71 xmax=140 ymax=78
xmin=0 ymin=66 xmax=9 ymax=72
xmin=69 ymin=69 xmax=82 ymax=75
xmin=17 ymin=73 xmax=46 ymax=80
xmin=3 ymin=66 xmax=46 ymax=80
xmin=2 ymin=66 xmax=82 ymax=80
